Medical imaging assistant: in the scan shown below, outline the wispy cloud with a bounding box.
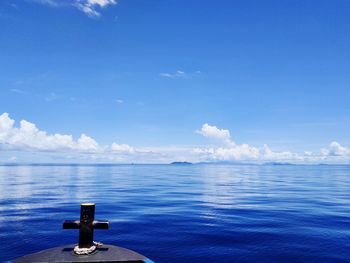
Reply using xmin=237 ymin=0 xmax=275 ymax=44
xmin=10 ymin=88 xmax=26 ymax=94
xmin=30 ymin=0 xmax=59 ymax=7
xmin=44 ymin=92 xmax=61 ymax=102
xmin=10 ymin=3 xmax=19 ymax=9
xmin=30 ymin=0 xmax=117 ymax=17
xmin=76 ymin=0 xmax=117 ymax=17
xmin=160 ymin=70 xmax=187 ymax=79
xmin=159 ymin=70 xmax=201 ymax=79
xmin=10 ymin=86 xmax=81 ymax=103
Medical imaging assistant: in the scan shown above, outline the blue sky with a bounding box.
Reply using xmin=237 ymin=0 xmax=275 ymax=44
xmin=0 ymin=0 xmax=350 ymax=163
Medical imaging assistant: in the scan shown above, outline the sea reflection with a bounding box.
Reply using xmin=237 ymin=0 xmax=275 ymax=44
xmin=1 ymin=164 xmax=350 ymax=262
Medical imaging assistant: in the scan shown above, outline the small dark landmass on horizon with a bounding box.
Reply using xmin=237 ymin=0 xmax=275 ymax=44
xmin=263 ymin=162 xmax=295 ymax=166
xmin=170 ymin=161 xmax=193 ymax=165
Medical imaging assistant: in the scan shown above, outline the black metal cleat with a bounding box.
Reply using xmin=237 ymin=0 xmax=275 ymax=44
xmin=63 ymin=203 xmax=109 ymax=253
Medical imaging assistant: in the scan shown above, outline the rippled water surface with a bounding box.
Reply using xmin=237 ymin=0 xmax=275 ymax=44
xmin=1 ymin=164 xmax=350 ymax=262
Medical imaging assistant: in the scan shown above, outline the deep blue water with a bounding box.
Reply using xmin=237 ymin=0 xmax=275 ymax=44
xmin=1 ymin=164 xmax=350 ymax=262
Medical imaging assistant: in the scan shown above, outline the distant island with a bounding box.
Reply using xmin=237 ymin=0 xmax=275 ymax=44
xmin=263 ymin=162 xmax=295 ymax=166
xmin=170 ymin=161 xmax=193 ymax=165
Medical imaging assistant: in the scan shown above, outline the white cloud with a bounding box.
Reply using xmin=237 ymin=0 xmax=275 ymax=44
xmin=0 ymin=112 xmax=103 ymax=153
xmin=160 ymin=70 xmax=187 ymax=79
xmin=216 ymin=144 xmax=260 ymax=160
xmin=116 ymin=99 xmax=124 ymax=104
xmin=75 ymin=0 xmax=117 ymax=17
xmin=195 ymin=123 xmax=350 ymax=163
xmin=75 ymin=2 xmax=100 ymax=17
xmin=0 ymin=113 xmax=15 ymax=141
xmin=197 ymin=123 xmax=231 ymax=143
xmin=86 ymin=0 xmax=116 ymax=7
xmin=261 ymin=144 xmax=301 ymax=161
xmin=321 ymin=141 xmax=350 ymax=156
xmin=10 ymin=88 xmax=26 ymax=94
xmin=31 ymin=0 xmax=117 ymax=17
xmin=159 ymin=70 xmax=201 ymax=79
xmin=31 ymin=0 xmax=59 ymax=7
xmin=77 ymin=134 xmax=99 ymax=151
xmin=110 ymin=143 xmax=135 ymax=154
xmin=193 ymin=145 xmax=260 ymax=161
xmin=195 ymin=124 xmax=261 ymax=160
xmin=0 ymin=113 xmax=147 ymax=163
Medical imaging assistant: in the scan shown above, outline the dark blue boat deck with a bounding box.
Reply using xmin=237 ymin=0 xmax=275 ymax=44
xmin=12 ymin=244 xmax=152 ymax=263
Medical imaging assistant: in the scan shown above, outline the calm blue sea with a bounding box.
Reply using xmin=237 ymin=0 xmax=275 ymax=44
xmin=1 ymin=164 xmax=350 ymax=262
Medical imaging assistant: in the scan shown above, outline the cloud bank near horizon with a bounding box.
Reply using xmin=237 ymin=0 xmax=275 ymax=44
xmin=194 ymin=123 xmax=350 ymax=163
xmin=0 ymin=112 xmax=137 ymax=160
xmin=0 ymin=113 xmax=349 ymax=164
